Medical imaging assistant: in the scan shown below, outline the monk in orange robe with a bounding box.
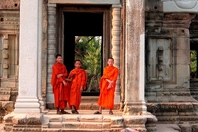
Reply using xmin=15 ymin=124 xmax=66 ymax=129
xmin=94 ymin=57 xmax=119 ymax=115
xmin=67 ymin=60 xmax=87 ymax=114
xmin=51 ymin=54 xmax=70 ymax=114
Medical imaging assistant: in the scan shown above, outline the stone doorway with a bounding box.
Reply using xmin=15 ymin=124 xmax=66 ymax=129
xmin=56 ymin=6 xmax=112 ymax=101
xmin=63 ymin=12 xmax=103 ymax=96
xmin=47 ymin=4 xmax=121 ymax=107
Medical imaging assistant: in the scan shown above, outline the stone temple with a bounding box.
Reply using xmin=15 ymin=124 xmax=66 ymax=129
xmin=0 ymin=0 xmax=198 ymax=131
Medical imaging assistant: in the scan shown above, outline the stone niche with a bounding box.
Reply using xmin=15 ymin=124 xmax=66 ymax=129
xmin=146 ymin=38 xmax=173 ymax=82
xmin=0 ymin=0 xmax=20 ymax=123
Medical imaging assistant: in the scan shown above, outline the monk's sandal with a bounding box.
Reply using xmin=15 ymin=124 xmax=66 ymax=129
xmin=93 ymin=111 xmax=101 ymax=114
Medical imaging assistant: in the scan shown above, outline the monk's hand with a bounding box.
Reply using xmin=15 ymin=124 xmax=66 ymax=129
xmin=107 ymin=81 xmax=114 ymax=89
xmin=57 ymin=74 xmax=62 ymax=78
xmin=107 ymin=84 xmax=111 ymax=89
xmin=80 ymin=86 xmax=83 ymax=92
xmin=66 ymin=78 xmax=72 ymax=81
xmin=63 ymin=80 xmax=67 ymax=86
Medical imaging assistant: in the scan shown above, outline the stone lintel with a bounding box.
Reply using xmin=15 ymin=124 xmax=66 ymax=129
xmin=163 ymin=1 xmax=198 ymax=13
xmin=48 ymin=0 xmax=120 ymax=5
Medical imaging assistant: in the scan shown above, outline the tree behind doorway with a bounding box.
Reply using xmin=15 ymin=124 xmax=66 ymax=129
xmin=75 ymin=36 xmax=102 ymax=93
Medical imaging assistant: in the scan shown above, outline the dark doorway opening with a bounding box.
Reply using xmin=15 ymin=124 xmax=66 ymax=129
xmin=64 ymin=12 xmax=103 ymax=96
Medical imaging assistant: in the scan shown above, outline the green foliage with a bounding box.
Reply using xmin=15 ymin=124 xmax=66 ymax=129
xmin=190 ymin=50 xmax=197 ymax=73
xmin=75 ymin=36 xmax=102 ymax=92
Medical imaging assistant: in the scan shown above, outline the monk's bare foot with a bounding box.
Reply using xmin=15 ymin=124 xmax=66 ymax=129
xmin=109 ymin=110 xmax=113 ymax=115
xmin=61 ymin=110 xmax=70 ymax=114
xmin=71 ymin=109 xmax=79 ymax=114
xmin=57 ymin=111 xmax=62 ymax=114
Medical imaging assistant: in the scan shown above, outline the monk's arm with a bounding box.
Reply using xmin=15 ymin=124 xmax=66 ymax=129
xmin=106 ymin=68 xmax=119 ymax=89
xmin=51 ymin=66 xmax=57 ymax=88
xmin=81 ymin=70 xmax=87 ymax=90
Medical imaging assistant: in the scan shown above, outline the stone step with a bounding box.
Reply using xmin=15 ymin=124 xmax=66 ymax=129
xmin=42 ymin=110 xmax=122 ymax=131
xmin=81 ymin=96 xmax=99 ymax=103
xmin=42 ymin=128 xmax=112 ymax=132
xmin=3 ymin=110 xmax=156 ymax=132
xmin=48 ymin=122 xmax=111 ymax=129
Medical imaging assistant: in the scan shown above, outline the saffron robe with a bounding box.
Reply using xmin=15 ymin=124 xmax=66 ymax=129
xmin=98 ymin=66 xmax=119 ymax=109
xmin=51 ymin=62 xmax=69 ymax=109
xmin=68 ymin=68 xmax=87 ymax=110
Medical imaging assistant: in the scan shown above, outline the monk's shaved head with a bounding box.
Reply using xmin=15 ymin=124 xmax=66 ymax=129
xmin=108 ymin=57 xmax=114 ymax=61
xmin=55 ymin=54 xmax=62 ymax=59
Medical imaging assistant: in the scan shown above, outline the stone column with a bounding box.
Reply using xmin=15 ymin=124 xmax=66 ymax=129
xmin=111 ymin=4 xmax=121 ymax=104
xmin=123 ymin=0 xmax=147 ymax=115
xmin=14 ymin=0 xmax=42 ymax=113
xmin=38 ymin=0 xmax=44 ymax=111
xmin=46 ymin=3 xmax=57 ymax=105
xmin=2 ymin=34 xmax=9 ymax=78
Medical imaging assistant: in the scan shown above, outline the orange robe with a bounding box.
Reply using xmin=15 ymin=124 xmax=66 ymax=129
xmin=98 ymin=66 xmax=119 ymax=109
xmin=68 ymin=68 xmax=87 ymax=110
xmin=51 ymin=62 xmax=70 ymax=109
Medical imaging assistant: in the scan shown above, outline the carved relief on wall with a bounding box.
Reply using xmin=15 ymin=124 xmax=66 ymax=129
xmin=163 ymin=0 xmax=198 ymax=12
xmin=174 ymin=0 xmax=197 ymax=9
xmin=146 ymin=38 xmax=175 ymax=82
xmin=0 ymin=0 xmax=20 ymax=10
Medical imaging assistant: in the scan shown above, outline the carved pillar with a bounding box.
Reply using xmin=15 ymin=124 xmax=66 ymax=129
xmin=111 ymin=4 xmax=121 ymax=104
xmin=38 ymin=0 xmax=44 ymax=111
xmin=46 ymin=3 xmax=57 ymax=105
xmin=14 ymin=0 xmax=42 ymax=113
xmin=2 ymin=34 xmax=9 ymax=78
xmin=123 ymin=0 xmax=147 ymax=115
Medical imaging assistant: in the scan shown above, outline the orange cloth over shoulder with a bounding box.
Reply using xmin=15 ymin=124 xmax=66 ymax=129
xmin=68 ymin=68 xmax=87 ymax=110
xmin=51 ymin=62 xmax=70 ymax=109
xmin=98 ymin=66 xmax=119 ymax=109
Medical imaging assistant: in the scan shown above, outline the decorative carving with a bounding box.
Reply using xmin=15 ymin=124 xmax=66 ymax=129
xmin=146 ymin=38 xmax=173 ymax=82
xmin=174 ymin=0 xmax=197 ymax=9
xmin=0 ymin=0 xmax=20 ymax=10
xmin=111 ymin=5 xmax=121 ymax=103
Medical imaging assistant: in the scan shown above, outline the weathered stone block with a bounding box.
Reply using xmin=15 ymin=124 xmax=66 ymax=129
xmin=111 ymin=117 xmax=124 ymax=128
xmin=80 ymin=115 xmax=103 ymax=122
xmin=176 ymin=37 xmax=189 ymax=50
xmin=3 ymin=64 xmax=8 ymax=69
xmin=0 ymin=88 xmax=10 ymax=101
xmin=62 ymin=115 xmax=80 ymax=122
xmin=12 ymin=114 xmax=27 ymax=125
xmin=178 ymin=124 xmax=192 ymax=132
xmin=62 ymin=122 xmax=80 ymax=129
xmin=3 ymin=43 xmax=8 ymax=49
xmin=1 ymin=82 xmax=16 ymax=87
xmin=48 ymin=116 xmax=63 ymax=122
xmin=49 ymin=122 xmax=62 ymax=128
xmin=2 ymin=101 xmax=14 ymax=112
xmin=80 ymin=122 xmax=102 ymax=129
xmin=192 ymin=124 xmax=198 ymax=132
xmin=3 ymin=53 xmax=9 ymax=59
